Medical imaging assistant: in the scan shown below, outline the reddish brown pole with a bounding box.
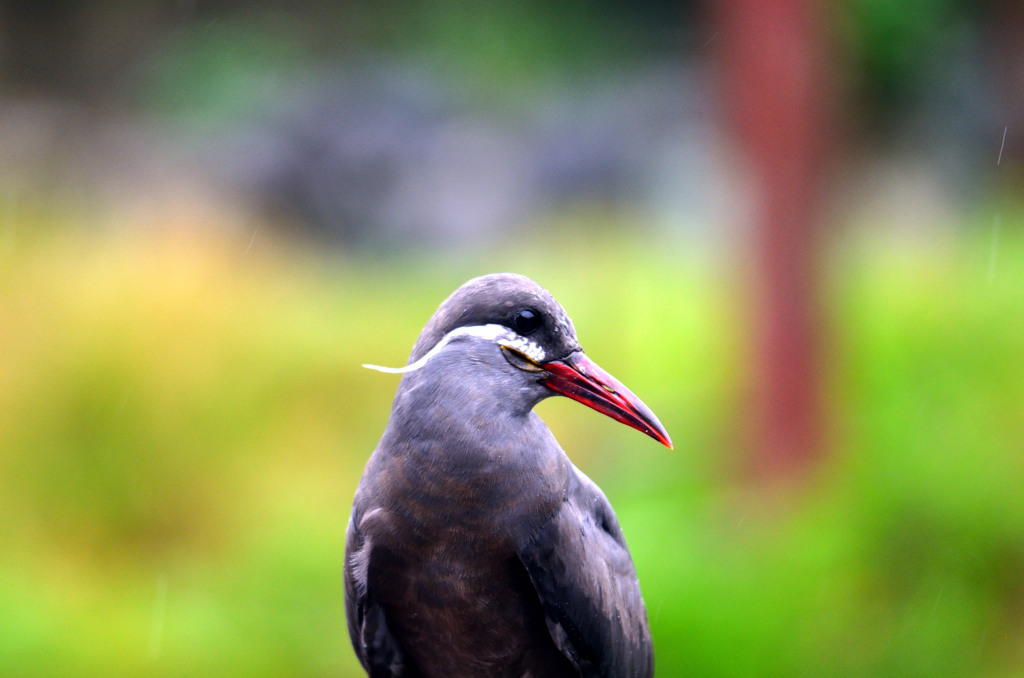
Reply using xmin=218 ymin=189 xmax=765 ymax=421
xmin=716 ymin=0 xmax=830 ymax=477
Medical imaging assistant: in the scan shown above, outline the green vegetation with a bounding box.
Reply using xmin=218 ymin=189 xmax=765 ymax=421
xmin=840 ymin=0 xmax=979 ymax=115
xmin=1 ymin=214 xmax=1022 ymax=676
xmin=137 ymin=0 xmax=665 ymax=120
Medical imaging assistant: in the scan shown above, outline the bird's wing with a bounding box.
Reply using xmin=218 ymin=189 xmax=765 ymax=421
xmin=344 ymin=508 xmax=417 ymax=678
xmin=518 ymin=467 xmax=654 ymax=678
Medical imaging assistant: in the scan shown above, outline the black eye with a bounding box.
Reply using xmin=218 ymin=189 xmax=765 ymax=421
xmin=513 ymin=309 xmax=541 ymax=335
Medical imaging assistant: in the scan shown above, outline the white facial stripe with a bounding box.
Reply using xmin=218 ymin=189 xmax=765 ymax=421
xmin=363 ymin=323 xmax=547 ymax=374
xmin=499 ymin=335 xmax=546 ymax=362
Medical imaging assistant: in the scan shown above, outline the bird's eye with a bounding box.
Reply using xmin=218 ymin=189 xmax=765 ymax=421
xmin=513 ymin=309 xmax=541 ymax=335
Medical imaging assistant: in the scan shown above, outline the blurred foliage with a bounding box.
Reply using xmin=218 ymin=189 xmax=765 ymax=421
xmin=839 ymin=0 xmax=980 ymax=116
xmin=139 ymin=12 xmax=314 ymax=124
xmin=0 ymin=0 xmax=993 ymax=130
xmin=136 ymin=0 xmax=691 ymax=119
xmin=132 ymin=0 xmax=991 ymax=124
xmin=1 ymin=209 xmax=1023 ymax=676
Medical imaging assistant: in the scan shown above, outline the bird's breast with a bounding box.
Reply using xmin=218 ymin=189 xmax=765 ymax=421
xmin=372 ymin=532 xmax=571 ymax=678
xmin=373 ymin=414 xmax=570 ymax=539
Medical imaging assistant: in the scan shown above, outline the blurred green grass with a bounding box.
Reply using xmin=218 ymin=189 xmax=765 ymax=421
xmin=1 ymin=215 xmax=1023 ymax=677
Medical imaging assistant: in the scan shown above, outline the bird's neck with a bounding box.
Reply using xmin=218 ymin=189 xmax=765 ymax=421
xmin=378 ymin=351 xmax=561 ymax=478
xmin=389 ymin=369 xmax=544 ymax=453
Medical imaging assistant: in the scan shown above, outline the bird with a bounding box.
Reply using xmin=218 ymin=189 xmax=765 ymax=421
xmin=345 ymin=273 xmax=672 ymax=678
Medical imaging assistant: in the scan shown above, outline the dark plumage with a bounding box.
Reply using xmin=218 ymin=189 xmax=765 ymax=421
xmin=345 ymin=273 xmax=671 ymax=678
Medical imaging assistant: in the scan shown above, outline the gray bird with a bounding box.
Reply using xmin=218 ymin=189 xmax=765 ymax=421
xmin=345 ymin=273 xmax=672 ymax=678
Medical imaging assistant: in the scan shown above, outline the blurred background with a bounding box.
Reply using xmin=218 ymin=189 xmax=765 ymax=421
xmin=1 ymin=1 xmax=1023 ymax=676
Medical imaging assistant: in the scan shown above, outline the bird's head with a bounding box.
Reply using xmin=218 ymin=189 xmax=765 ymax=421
xmin=366 ymin=273 xmax=672 ymax=449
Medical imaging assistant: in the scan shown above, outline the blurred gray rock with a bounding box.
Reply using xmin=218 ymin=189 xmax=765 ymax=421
xmin=198 ymin=62 xmax=729 ymax=248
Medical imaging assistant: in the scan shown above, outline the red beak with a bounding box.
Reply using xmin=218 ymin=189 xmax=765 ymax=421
xmin=541 ymin=352 xmax=672 ymax=448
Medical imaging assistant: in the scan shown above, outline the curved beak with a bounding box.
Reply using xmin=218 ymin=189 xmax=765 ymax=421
xmin=541 ymin=351 xmax=672 ymax=449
